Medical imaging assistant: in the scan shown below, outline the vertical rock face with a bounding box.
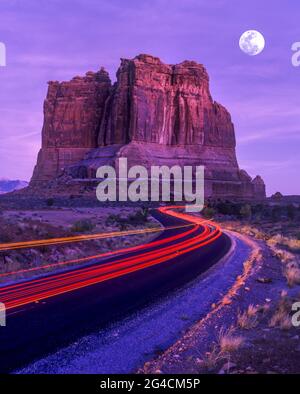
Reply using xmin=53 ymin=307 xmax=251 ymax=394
xmin=30 ymin=54 xmax=266 ymax=200
xmin=31 ymin=69 xmax=111 ymax=183
xmin=251 ymin=176 xmax=266 ymax=200
xmin=98 ymin=55 xmax=235 ymax=148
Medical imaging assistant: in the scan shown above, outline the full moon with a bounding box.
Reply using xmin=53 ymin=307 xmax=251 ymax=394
xmin=239 ymin=30 xmax=265 ymax=56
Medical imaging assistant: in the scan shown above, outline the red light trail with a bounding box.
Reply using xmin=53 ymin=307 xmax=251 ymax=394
xmin=0 ymin=206 xmax=222 ymax=311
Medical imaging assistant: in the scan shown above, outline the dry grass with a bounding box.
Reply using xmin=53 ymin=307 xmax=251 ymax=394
xmin=230 ymin=224 xmax=300 ymax=288
xmin=257 ymin=302 xmax=271 ymax=314
xmin=197 ymin=326 xmax=244 ymax=371
xmin=218 ymin=326 xmax=244 ymax=354
xmin=265 ymin=233 xmax=300 ymax=287
xmin=269 ymin=311 xmax=292 ymax=330
xmin=197 ymin=344 xmax=225 ymax=370
xmin=284 ymin=264 xmax=300 ymax=287
xmin=274 ymin=249 xmax=295 ymax=264
xmin=237 ymin=304 xmax=259 ymax=329
xmin=226 ymin=223 xmax=299 ymax=265
xmin=269 ymin=297 xmax=293 ymax=330
xmin=233 ymin=225 xmax=267 ymax=241
xmin=268 ymin=234 xmax=300 ymax=253
xmin=267 ymin=234 xmax=299 ymax=267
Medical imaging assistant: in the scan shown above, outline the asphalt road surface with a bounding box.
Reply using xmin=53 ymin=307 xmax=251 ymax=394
xmin=0 ymin=206 xmax=231 ymax=373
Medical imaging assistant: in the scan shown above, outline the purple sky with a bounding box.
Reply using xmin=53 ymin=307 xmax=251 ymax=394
xmin=0 ymin=0 xmax=299 ymax=196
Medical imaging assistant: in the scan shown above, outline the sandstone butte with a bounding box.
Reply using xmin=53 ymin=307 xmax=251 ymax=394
xmin=30 ymin=54 xmax=266 ymax=200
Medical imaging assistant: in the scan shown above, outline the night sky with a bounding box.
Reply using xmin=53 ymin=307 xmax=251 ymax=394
xmin=0 ymin=0 xmax=299 ymax=195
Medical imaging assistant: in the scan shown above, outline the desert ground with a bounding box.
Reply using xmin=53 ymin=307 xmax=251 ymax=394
xmin=0 ymin=203 xmax=161 ymax=284
xmin=141 ymin=200 xmax=300 ymax=374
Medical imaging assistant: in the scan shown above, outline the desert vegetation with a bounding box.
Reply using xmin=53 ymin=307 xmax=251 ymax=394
xmin=144 ymin=198 xmax=300 ymax=374
xmin=206 ymin=198 xmax=300 ymax=289
xmin=194 ymin=198 xmax=300 ymax=374
xmin=237 ymin=304 xmax=259 ymax=329
xmin=197 ymin=326 xmax=244 ymax=372
xmin=0 ymin=207 xmax=160 ymax=283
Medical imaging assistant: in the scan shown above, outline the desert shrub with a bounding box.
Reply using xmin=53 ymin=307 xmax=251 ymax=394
xmin=267 ymin=234 xmax=298 ymax=263
xmin=46 ymin=198 xmax=54 ymax=207
xmin=271 ymin=206 xmax=283 ymax=222
xmin=252 ymin=204 xmax=264 ymax=214
xmin=0 ymin=233 xmax=13 ymax=243
xmin=277 ymin=236 xmax=300 ymax=253
xmin=39 ymin=245 xmax=48 ymax=254
xmin=237 ymin=304 xmax=259 ymax=329
xmin=105 ymin=214 xmax=120 ymax=226
xmin=284 ymin=264 xmax=300 ymax=287
xmin=218 ymin=326 xmax=244 ymax=354
xmin=141 ymin=206 xmax=149 ymax=220
xmin=240 ymin=204 xmax=252 ymax=220
xmin=105 ymin=214 xmax=128 ymax=230
xmin=287 ymin=204 xmax=297 ymax=221
xmin=269 ymin=296 xmax=293 ymax=330
xmin=202 ymin=207 xmax=216 ymax=219
xmin=194 ymin=326 xmax=244 ymax=372
xmin=71 ymin=219 xmax=95 ymax=233
xmin=215 ymin=201 xmax=244 ymax=217
xmin=128 ymin=209 xmax=149 ymax=224
xmin=216 ymin=201 xmax=233 ymax=215
xmin=198 ymin=344 xmax=224 ymax=370
xmin=119 ymin=222 xmax=128 ymax=231
xmin=251 ymin=204 xmax=267 ymax=221
xmin=106 ymin=209 xmax=149 ymax=228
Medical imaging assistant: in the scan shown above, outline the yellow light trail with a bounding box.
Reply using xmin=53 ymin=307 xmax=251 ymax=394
xmin=0 ymin=224 xmax=192 ymax=251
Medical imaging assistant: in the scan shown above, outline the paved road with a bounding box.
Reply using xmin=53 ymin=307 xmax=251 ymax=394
xmin=0 ymin=206 xmax=230 ymax=373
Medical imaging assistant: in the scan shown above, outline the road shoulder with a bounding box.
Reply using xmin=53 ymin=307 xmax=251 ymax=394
xmin=141 ymin=229 xmax=300 ymax=374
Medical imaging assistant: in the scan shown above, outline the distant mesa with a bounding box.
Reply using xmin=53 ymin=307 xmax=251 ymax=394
xmin=29 ymin=54 xmax=266 ymax=200
xmin=271 ymin=191 xmax=283 ymax=200
xmin=0 ymin=179 xmax=28 ymax=194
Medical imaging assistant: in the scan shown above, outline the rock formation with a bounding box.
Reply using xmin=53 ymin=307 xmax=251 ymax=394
xmin=31 ymin=68 xmax=111 ymax=182
xmin=30 ymin=54 xmax=266 ymax=200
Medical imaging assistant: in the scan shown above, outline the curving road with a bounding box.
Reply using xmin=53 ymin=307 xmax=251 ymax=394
xmin=0 ymin=206 xmax=230 ymax=373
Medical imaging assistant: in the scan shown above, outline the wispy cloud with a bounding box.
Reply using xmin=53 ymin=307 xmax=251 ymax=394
xmin=241 ymin=157 xmax=300 ymax=172
xmin=238 ymin=126 xmax=300 ymax=144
